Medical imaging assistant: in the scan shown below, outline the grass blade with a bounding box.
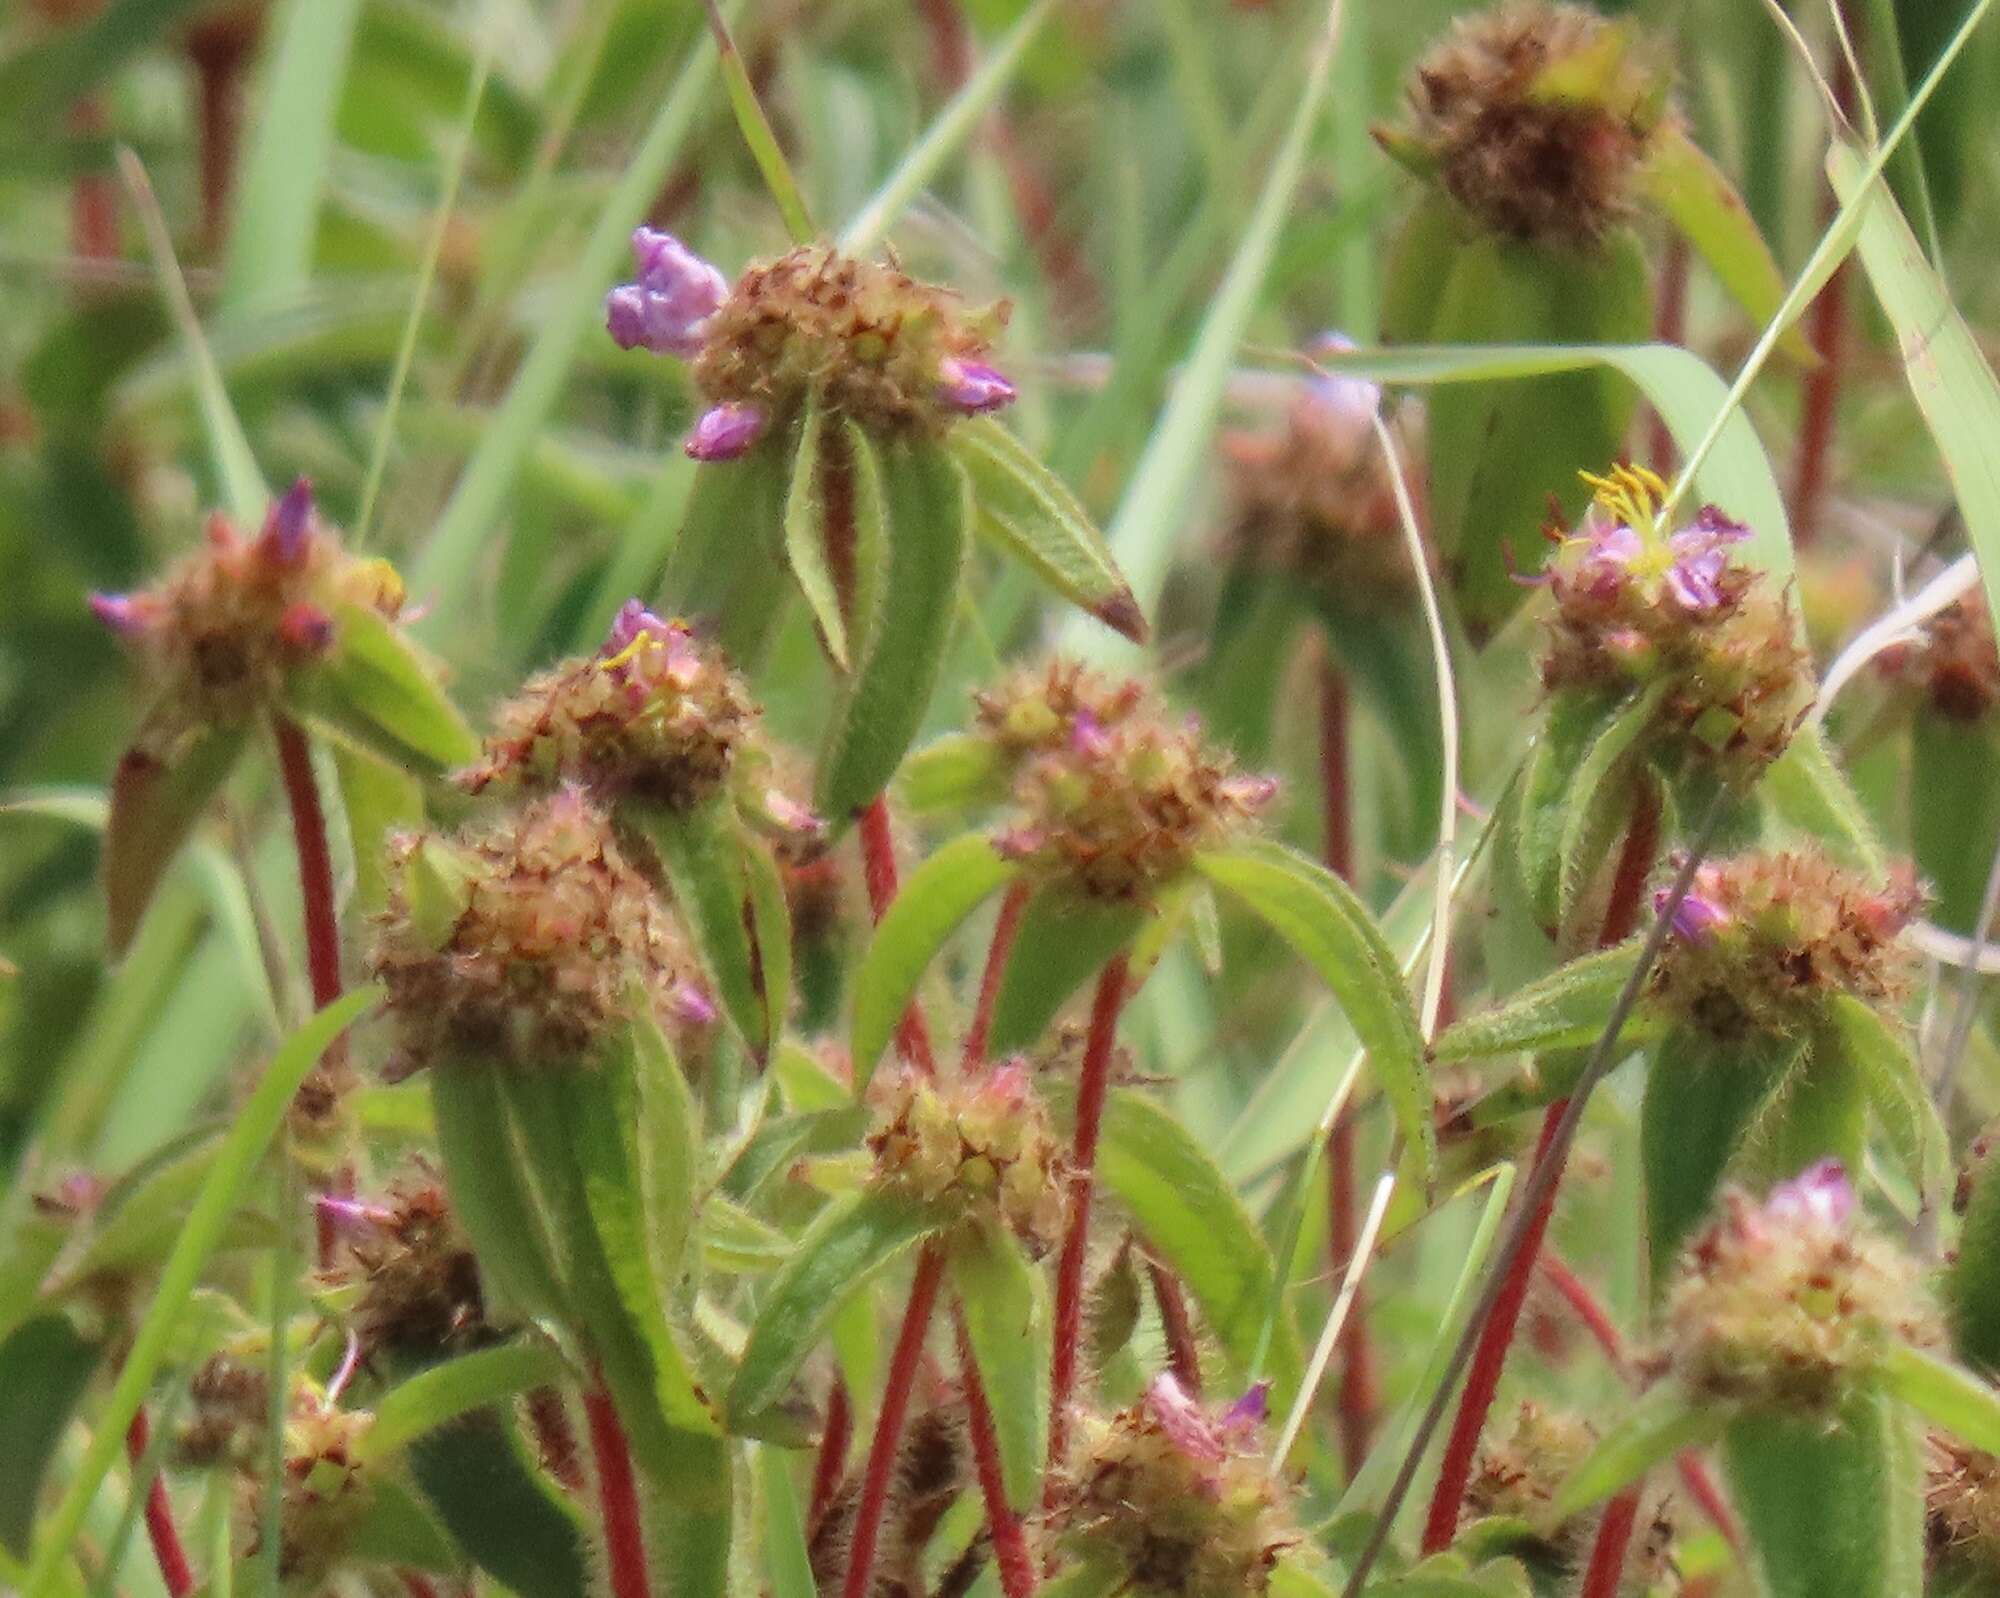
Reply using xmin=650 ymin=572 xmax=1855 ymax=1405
xmin=702 ymin=0 xmax=814 ymax=243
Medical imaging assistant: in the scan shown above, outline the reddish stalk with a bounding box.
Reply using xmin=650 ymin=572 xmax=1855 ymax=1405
xmin=857 ymin=797 xmax=939 ymax=1076
xmin=68 ymin=98 xmax=119 ymax=268
xmin=399 ymin=1575 xmax=443 ymax=1598
xmin=1790 ymin=49 xmax=1858 ymax=548
xmin=1647 ymin=234 xmax=1691 ymax=473
xmin=953 ymin=1303 xmax=1038 ymax=1598
xmin=1577 ymin=1485 xmax=1643 ymax=1598
xmin=964 ymin=879 xmax=1031 ymax=1070
xmin=184 ymin=10 xmax=260 ymax=256
xmin=1047 ymin=954 xmax=1131 ymax=1467
xmin=524 ymin=1386 xmax=586 ymax=1493
xmin=582 ymin=1383 xmax=651 ymax=1598
xmin=126 ymin=1410 xmax=194 ymax=1598
xmin=842 ymin=1244 xmax=947 ymax=1598
xmin=809 ymin=1377 xmax=852 ymax=1530
xmin=1147 ymin=1258 xmax=1202 ymax=1397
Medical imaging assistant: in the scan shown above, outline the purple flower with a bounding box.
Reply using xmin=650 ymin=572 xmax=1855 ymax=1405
xmin=1305 ymin=331 xmax=1382 ymax=425
xmin=604 ymin=599 xmax=674 ymax=656
xmin=1567 ymin=519 xmax=1644 ymax=596
xmin=937 ymin=356 xmax=1016 ymax=415
xmin=88 ymin=591 xmax=154 ymax=639
xmin=1144 ymin=1374 xmax=1226 ymax=1463
xmin=1764 ymin=1159 xmax=1856 ymax=1232
xmin=1656 ymin=883 xmax=1729 ymax=945
xmin=1664 ymin=509 xmax=1751 ymax=614
xmin=605 ymin=229 xmax=729 ymax=358
xmin=260 ymin=477 xmax=315 ymax=568
xmin=668 ymin=981 xmax=719 ymax=1029
xmin=684 ymin=402 xmax=768 ymax=462
xmin=1220 ymin=1382 xmax=1270 ymax=1439
xmin=1068 ymin=709 xmax=1114 ymax=758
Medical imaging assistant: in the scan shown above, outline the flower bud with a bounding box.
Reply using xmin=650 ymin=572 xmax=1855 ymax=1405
xmin=684 ymin=401 xmax=769 ymax=461
xmin=937 ymin=356 xmax=1017 ymax=415
xmin=256 ymin=1400 xmax=374 ymax=1585
xmin=603 ymin=228 xmax=728 ymax=357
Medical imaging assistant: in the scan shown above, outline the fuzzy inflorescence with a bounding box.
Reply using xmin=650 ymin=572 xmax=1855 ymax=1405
xmin=325 ymin=1168 xmax=488 ymax=1357
xmin=1662 ymin=1162 xmax=1940 ymax=1414
xmin=994 ymin=687 xmax=1276 ymax=901
xmin=255 ymin=1399 xmax=375 ymax=1585
xmin=1058 ymin=1376 xmax=1296 ymax=1598
xmin=89 ymin=480 xmax=404 ymax=750
xmin=1464 ymin=1401 xmax=1598 ymax=1560
xmin=1928 ymin=1433 xmax=2000 ymax=1579
xmin=866 ymin=1060 xmax=1068 ymax=1252
xmin=1886 ymin=597 xmax=2000 ymax=722
xmin=370 ymin=787 xmax=711 ymax=1072
xmin=1391 ymin=1 xmax=1665 ymax=248
xmin=461 ymin=602 xmax=758 ymax=811
xmin=1537 ymin=465 xmax=1813 ymax=783
xmin=973 ymin=658 xmax=1148 ymax=764
xmin=1646 ymin=845 xmax=1922 ymax=1041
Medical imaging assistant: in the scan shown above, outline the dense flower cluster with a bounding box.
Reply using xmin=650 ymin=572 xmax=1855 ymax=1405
xmin=605 ymin=230 xmax=1014 ymax=452
xmin=370 ymin=787 xmax=713 ymax=1072
xmin=866 ymin=1061 xmax=1068 ymax=1251
xmin=1386 ymin=1 xmax=1665 ymax=247
xmin=1884 ymin=597 xmax=2000 ymax=722
xmin=973 ymin=658 xmax=1147 ymax=765
xmin=461 ymin=602 xmax=760 ymax=812
xmin=1662 ymin=1162 xmax=1939 ymax=1413
xmin=88 ymin=480 xmax=404 ymax=748
xmin=259 ymin=1399 xmax=375 ymax=1585
xmin=1059 ymin=1376 xmax=1295 ymax=1597
xmin=1537 ymin=465 xmax=1813 ymax=782
xmin=1464 ymin=1401 xmax=1597 ymax=1558
xmin=322 ymin=1168 xmax=488 ymax=1357
xmin=1928 ymin=1433 xmax=2000 ymax=1579
xmin=1647 ymin=846 xmax=1922 ymax=1040
xmin=995 ymin=693 xmax=1276 ymax=901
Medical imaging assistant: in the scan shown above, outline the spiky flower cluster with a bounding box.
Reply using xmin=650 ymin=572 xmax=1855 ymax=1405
xmin=1060 ymin=1376 xmax=1295 ymax=1597
xmin=605 ymin=230 xmax=1014 ymax=454
xmin=322 ymin=1168 xmax=488 ymax=1357
xmin=175 ymin=1354 xmax=269 ymax=1469
xmin=1537 ymin=466 xmax=1812 ymax=783
xmin=1221 ymin=351 xmax=1411 ymax=604
xmin=258 ymin=1400 xmax=375 ymax=1585
xmin=1464 ymin=1401 xmax=1597 ymax=1559
xmin=1886 ymin=597 xmax=2000 ymax=722
xmin=1663 ymin=1162 xmax=1939 ymax=1413
xmin=866 ymin=1061 xmax=1068 ymax=1251
xmin=995 ymin=692 xmax=1276 ymax=901
xmin=1928 ymin=1434 xmax=2000 ymax=1579
xmin=461 ymin=602 xmax=759 ymax=811
xmin=89 ymin=480 xmax=404 ymax=749
xmin=370 ymin=787 xmax=712 ymax=1073
xmin=973 ymin=659 xmax=1148 ymax=765
xmin=1386 ymin=2 xmax=1666 ymax=248
xmin=1647 ymin=845 xmax=1922 ymax=1041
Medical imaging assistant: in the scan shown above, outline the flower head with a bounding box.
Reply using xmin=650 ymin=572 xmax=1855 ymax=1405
xmin=604 ymin=228 xmax=729 ymax=358
xmin=322 ymin=1166 xmax=488 ymax=1357
xmin=866 ymin=1060 xmax=1068 ymax=1251
xmin=461 ymin=607 xmax=757 ymax=810
xmin=1057 ymin=1374 xmax=1297 ymax=1597
xmin=1465 ymin=1401 xmax=1599 ymax=1562
xmin=369 ymin=787 xmax=712 ymax=1073
xmin=257 ymin=1397 xmax=375 ymax=1585
xmin=1662 ymin=1162 xmax=1939 ymax=1413
xmin=1647 ymin=847 xmax=1923 ymax=1040
xmin=175 ymin=1355 xmax=269 ymax=1470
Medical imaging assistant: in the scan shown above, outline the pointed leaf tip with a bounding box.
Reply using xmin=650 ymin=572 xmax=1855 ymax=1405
xmin=1096 ymin=589 xmax=1149 ymax=643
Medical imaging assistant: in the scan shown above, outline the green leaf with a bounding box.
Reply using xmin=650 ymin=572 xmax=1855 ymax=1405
xmin=1640 ymin=123 xmax=1816 ymax=365
xmin=1823 ymin=994 xmax=1944 ymax=1204
xmin=0 ymin=1317 xmax=104 ymax=1561
xmin=1514 ymin=691 xmax=1628 ymax=939
xmin=728 ymin=1188 xmax=939 ymax=1427
xmin=1761 ymin=723 xmax=1886 ymax=870
xmin=365 ymin=1339 xmax=568 ymax=1461
xmin=701 ymin=1196 xmax=794 ymax=1275
xmin=949 ymin=1221 xmax=1050 ymax=1511
xmin=896 ymin=732 xmax=1010 ymax=815
xmin=288 ymin=603 xmax=479 ymax=776
xmin=1431 ymin=943 xmax=1657 ymax=1065
xmin=407 ymin=1408 xmax=588 ymax=1598
xmin=1745 ymin=1028 xmax=1866 ymax=1186
xmin=1912 ymin=711 xmax=2000 ymax=933
xmin=1195 ymin=840 xmax=1432 ymax=1182
xmin=658 ymin=433 xmax=795 ymax=671
xmin=431 ymin=1061 xmax=569 ymax=1323
xmin=1952 ymin=1138 xmax=2000 ymax=1374
xmin=597 ymin=1014 xmax=701 ymax=1302
xmin=1723 ymin=1387 xmax=1925 ymax=1598
xmin=849 ymin=834 xmax=1021 ymax=1092
xmin=757 ymin=1444 xmax=818 ymax=1598
xmin=1642 ymin=1026 xmax=1798 ymax=1288
xmin=815 ymin=439 xmax=971 ymax=824
xmin=1554 ymin=694 xmax=1663 ymax=933
xmin=331 ymin=741 xmax=421 ymax=917
xmin=628 ymin=798 xmax=767 ymax=1059
xmin=1552 ymin=1379 xmax=1728 ymax=1517
xmin=987 ymin=886 xmax=1150 ymax=1057
xmin=949 ymin=416 xmax=1145 ymax=642
xmin=21 ymin=988 xmax=379 ymax=1598
xmin=103 ymin=723 xmax=248 ymax=956
xmin=784 ymin=405 xmax=854 ymax=669
xmin=706 ymin=0 xmax=814 ymax=243
xmin=1882 ymin=1342 xmax=2000 ymax=1456
xmin=740 ymin=828 xmax=793 ymax=1060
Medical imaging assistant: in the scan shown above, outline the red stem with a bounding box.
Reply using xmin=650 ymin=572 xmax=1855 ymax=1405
xmin=953 ymin=1303 xmax=1038 ymax=1598
xmin=1048 ymin=954 xmax=1130 ymax=1468
xmin=583 ymin=1383 xmax=650 ymax=1598
xmin=1147 ymin=1259 xmax=1202 ymax=1398
xmin=185 ymin=12 xmax=258 ymax=257
xmin=809 ymin=1376 xmax=852 ymax=1531
xmin=400 ymin=1575 xmax=443 ymax=1598
xmin=964 ymin=879 xmax=1031 ymax=1070
xmin=126 ymin=1409 xmax=194 ymax=1598
xmin=69 ymin=97 xmax=119 ymax=268
xmin=1790 ymin=49 xmax=1858 ymax=548
xmin=1578 ymin=1486 xmax=1643 ymax=1598
xmin=857 ymin=797 xmax=939 ymax=1076
xmin=273 ymin=715 xmax=342 ymax=1013
xmin=842 ymin=1244 xmax=947 ymax=1598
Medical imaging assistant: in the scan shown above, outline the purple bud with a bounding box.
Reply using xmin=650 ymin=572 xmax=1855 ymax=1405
xmin=937 ymin=356 xmax=1016 ymax=415
xmin=669 ymin=981 xmax=719 ymax=1029
xmin=1656 ymin=884 xmax=1729 ymax=945
xmin=1304 ymin=331 xmax=1382 ymax=424
xmin=605 ymin=599 xmax=673 ymax=657
xmin=89 ymin=591 xmax=153 ymax=639
xmin=684 ymin=402 xmax=768 ymax=462
xmin=1219 ymin=773 xmax=1280 ymax=813
xmin=1764 ymin=1159 xmax=1855 ymax=1232
xmin=1068 ymin=709 xmax=1113 ymax=758
xmin=1143 ymin=1374 xmax=1226 ymax=1463
xmin=315 ymin=1194 xmax=396 ymax=1231
xmin=1221 ymin=1381 xmax=1270 ymax=1436
xmin=605 ymin=229 xmax=728 ymax=358
xmin=261 ymin=477 xmax=315 ymax=568
xmin=277 ymin=602 xmax=335 ymax=656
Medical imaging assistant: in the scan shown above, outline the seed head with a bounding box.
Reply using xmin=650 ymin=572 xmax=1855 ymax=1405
xmin=866 ymin=1060 xmax=1068 ymax=1252
xmin=323 ymin=1166 xmax=488 ymax=1357
xmin=688 ymin=243 xmax=1013 ymax=439
xmin=89 ymin=481 xmax=406 ymax=750
xmin=370 ymin=787 xmax=711 ymax=1072
xmin=253 ymin=1399 xmax=374 ymax=1585
xmin=1388 ymin=2 xmax=1667 ymax=248
xmin=1662 ymin=1161 xmax=1940 ymax=1413
xmin=995 ymin=695 xmax=1276 ymax=901
xmin=461 ymin=603 xmax=757 ymax=811
xmin=1647 ymin=846 xmax=1923 ymax=1041
xmin=1058 ymin=1375 xmax=1296 ymax=1597
xmin=1537 ymin=466 xmax=1813 ymax=784
xmin=1465 ymin=1401 xmax=1598 ymax=1563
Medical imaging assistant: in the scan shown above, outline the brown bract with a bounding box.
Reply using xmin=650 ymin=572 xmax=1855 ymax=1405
xmin=337 ymin=1170 xmax=489 ymax=1357
xmin=1929 ymin=1433 xmax=2000 ymax=1578
xmin=693 ymin=244 xmax=1008 ymax=437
